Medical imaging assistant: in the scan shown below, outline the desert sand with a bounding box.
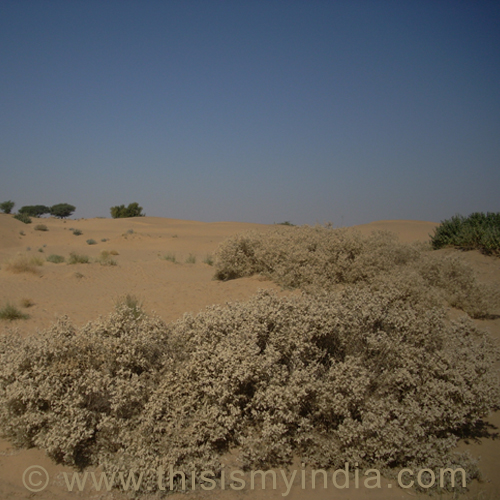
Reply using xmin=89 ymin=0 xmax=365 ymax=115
xmin=0 ymin=214 xmax=498 ymax=500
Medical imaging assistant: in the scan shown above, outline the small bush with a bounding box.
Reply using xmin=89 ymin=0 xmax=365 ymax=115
xmin=46 ymin=254 xmax=65 ymax=264
xmin=13 ymin=213 xmax=31 ymax=224
xmin=68 ymin=252 xmax=89 ymax=264
xmin=4 ymin=255 xmax=43 ymax=274
xmin=203 ymin=254 xmax=214 ymax=266
xmin=115 ymin=294 xmax=144 ymax=319
xmin=95 ymin=251 xmax=117 ymax=266
xmin=101 ymin=238 xmax=108 ymax=242
xmin=72 ymin=229 xmax=82 ymax=236
xmin=34 ymin=224 xmax=48 ymax=231
xmin=431 ymin=212 xmax=500 ymax=255
xmin=185 ymin=253 xmax=196 ymax=264
xmin=38 ymin=248 xmax=44 ymax=253
xmin=0 ymin=303 xmax=29 ymax=320
xmin=20 ymin=298 xmax=34 ymax=308
xmin=109 ymin=250 xmax=119 ymax=255
xmin=162 ymin=252 xmax=176 ymax=263
xmin=86 ymin=239 xmax=97 ymax=245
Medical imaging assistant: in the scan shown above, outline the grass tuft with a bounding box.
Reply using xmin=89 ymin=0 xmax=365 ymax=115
xmin=185 ymin=253 xmax=196 ymax=264
xmin=4 ymin=255 xmax=44 ymax=274
xmin=68 ymin=252 xmax=90 ymax=264
xmin=34 ymin=224 xmax=48 ymax=231
xmin=162 ymin=252 xmax=176 ymax=263
xmin=46 ymin=254 xmax=65 ymax=264
xmin=0 ymin=303 xmax=29 ymax=320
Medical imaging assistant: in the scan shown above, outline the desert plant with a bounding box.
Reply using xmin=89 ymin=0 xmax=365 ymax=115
xmin=20 ymin=298 xmax=34 ymax=308
xmin=13 ymin=213 xmax=31 ymax=224
xmin=95 ymin=251 xmax=117 ymax=266
xmin=50 ymin=203 xmax=75 ymax=218
xmin=185 ymin=253 xmax=196 ymax=264
xmin=34 ymin=224 xmax=48 ymax=231
xmin=0 ymin=303 xmax=29 ymax=320
xmin=0 ymin=288 xmax=497 ymax=493
xmin=431 ymin=212 xmax=500 ymax=255
xmin=4 ymin=255 xmax=43 ymax=274
xmin=72 ymin=229 xmax=82 ymax=236
xmin=46 ymin=254 xmax=65 ymax=264
xmin=109 ymin=250 xmax=119 ymax=255
xmin=114 ymin=294 xmax=143 ymax=318
xmin=0 ymin=200 xmax=15 ymax=214
xmin=86 ymin=239 xmax=97 ymax=245
xmin=203 ymin=254 xmax=214 ymax=266
xmin=162 ymin=252 xmax=176 ymax=263
xmin=110 ymin=202 xmax=145 ymax=218
xmin=67 ymin=252 xmax=90 ymax=264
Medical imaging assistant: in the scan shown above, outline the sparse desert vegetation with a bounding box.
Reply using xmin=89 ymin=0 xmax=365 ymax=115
xmin=4 ymin=254 xmax=44 ymax=274
xmin=34 ymin=224 xmax=48 ymax=231
xmin=0 ymin=220 xmax=498 ymax=498
xmin=0 ymin=215 xmax=499 ymax=500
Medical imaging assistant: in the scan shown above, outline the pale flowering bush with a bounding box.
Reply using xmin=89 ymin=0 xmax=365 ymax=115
xmin=0 ymin=284 xmax=498 ymax=493
xmin=214 ymin=225 xmax=499 ymax=318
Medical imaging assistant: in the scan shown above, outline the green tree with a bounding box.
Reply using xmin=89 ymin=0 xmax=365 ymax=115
xmin=19 ymin=205 xmax=50 ymax=217
xmin=50 ymin=203 xmax=76 ymax=218
xmin=110 ymin=202 xmax=145 ymax=218
xmin=0 ymin=200 xmax=15 ymax=214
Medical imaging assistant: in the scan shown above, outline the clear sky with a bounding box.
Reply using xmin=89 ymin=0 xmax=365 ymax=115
xmin=1 ymin=1 xmax=499 ymax=225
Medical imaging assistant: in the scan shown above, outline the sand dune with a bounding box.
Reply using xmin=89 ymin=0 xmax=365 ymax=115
xmin=0 ymin=214 xmax=498 ymax=500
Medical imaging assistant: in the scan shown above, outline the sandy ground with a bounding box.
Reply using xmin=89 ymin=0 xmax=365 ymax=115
xmin=0 ymin=214 xmax=498 ymax=500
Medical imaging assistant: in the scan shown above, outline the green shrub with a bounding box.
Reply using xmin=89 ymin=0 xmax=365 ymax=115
xmin=68 ymin=252 xmax=89 ymax=264
xmin=72 ymin=229 xmax=82 ymax=236
xmin=86 ymin=239 xmax=97 ymax=245
xmin=13 ymin=213 xmax=32 ymax=224
xmin=0 ymin=288 xmax=497 ymax=492
xmin=46 ymin=254 xmax=65 ymax=264
xmin=34 ymin=224 xmax=48 ymax=231
xmin=0 ymin=303 xmax=29 ymax=320
xmin=431 ymin=212 xmax=500 ymax=255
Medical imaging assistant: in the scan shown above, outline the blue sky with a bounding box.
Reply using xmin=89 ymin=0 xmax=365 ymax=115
xmin=1 ymin=1 xmax=499 ymax=225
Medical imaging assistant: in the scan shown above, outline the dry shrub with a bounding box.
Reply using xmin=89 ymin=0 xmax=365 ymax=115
xmin=214 ymin=225 xmax=499 ymax=318
xmin=214 ymin=226 xmax=422 ymax=288
xmin=0 ymin=286 xmax=498 ymax=493
xmin=4 ymin=254 xmax=44 ymax=274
